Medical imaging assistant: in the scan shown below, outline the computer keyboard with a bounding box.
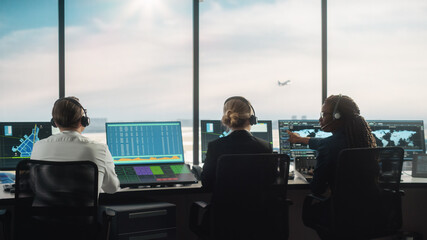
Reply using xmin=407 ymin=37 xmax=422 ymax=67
xmin=3 ymin=184 xmax=15 ymax=193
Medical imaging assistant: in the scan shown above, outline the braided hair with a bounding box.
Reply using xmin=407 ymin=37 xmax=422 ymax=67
xmin=325 ymin=95 xmax=376 ymax=148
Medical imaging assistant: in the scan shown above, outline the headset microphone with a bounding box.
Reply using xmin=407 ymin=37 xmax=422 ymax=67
xmin=320 ymin=120 xmax=334 ymax=130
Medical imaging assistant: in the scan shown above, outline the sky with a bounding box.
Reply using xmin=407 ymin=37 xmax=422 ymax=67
xmin=1 ymin=0 xmax=427 ymax=127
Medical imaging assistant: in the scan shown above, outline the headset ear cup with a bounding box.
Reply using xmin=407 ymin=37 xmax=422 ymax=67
xmin=249 ymin=115 xmax=258 ymax=125
xmin=334 ymin=112 xmax=341 ymax=120
xmin=50 ymin=118 xmax=57 ymax=128
xmin=332 ymin=94 xmax=342 ymax=120
xmin=81 ymin=116 xmax=90 ymax=127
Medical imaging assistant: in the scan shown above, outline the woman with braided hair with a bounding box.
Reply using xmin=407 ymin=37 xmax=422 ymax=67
xmin=287 ymin=95 xmax=376 ymax=234
xmin=287 ymin=94 xmax=376 ymax=195
xmin=324 ymin=94 xmax=376 ymax=149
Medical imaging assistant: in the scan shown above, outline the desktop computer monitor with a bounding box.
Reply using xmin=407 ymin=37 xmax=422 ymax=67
xmin=367 ymin=120 xmax=425 ymax=161
xmin=106 ymin=122 xmax=185 ymax=164
xmin=200 ymin=120 xmax=273 ymax=163
xmin=0 ymin=122 xmax=52 ymax=170
xmin=278 ymin=120 xmax=332 ymax=160
xmin=105 ymin=122 xmax=197 ymax=187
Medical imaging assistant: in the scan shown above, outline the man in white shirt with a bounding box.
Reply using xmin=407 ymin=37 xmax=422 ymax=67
xmin=31 ymin=97 xmax=120 ymax=194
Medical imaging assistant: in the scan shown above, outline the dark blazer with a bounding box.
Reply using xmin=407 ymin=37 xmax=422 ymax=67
xmin=201 ymin=130 xmax=273 ymax=191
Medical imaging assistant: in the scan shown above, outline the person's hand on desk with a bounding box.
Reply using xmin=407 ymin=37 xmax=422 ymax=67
xmin=286 ymin=130 xmax=310 ymax=145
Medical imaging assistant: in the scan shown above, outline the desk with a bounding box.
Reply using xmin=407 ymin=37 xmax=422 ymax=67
xmin=99 ymin=173 xmax=427 ymax=240
xmin=2 ymin=173 xmax=427 ymax=240
xmin=1 ymin=171 xmax=422 ymax=202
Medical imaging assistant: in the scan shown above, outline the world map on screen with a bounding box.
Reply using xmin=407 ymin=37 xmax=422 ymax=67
xmin=293 ymin=129 xmax=332 ymax=139
xmin=372 ymin=130 xmax=417 ymax=148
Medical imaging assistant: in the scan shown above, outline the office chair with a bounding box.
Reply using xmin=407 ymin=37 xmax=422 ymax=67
xmin=0 ymin=160 xmax=114 ymax=240
xmin=303 ymin=147 xmax=404 ymax=240
xmin=189 ymin=153 xmax=291 ymax=240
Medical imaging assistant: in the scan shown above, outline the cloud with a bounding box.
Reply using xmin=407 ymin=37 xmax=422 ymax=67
xmin=1 ymin=0 xmax=427 ymax=125
xmin=0 ymin=27 xmax=58 ymax=121
xmin=327 ymin=0 xmax=427 ymax=121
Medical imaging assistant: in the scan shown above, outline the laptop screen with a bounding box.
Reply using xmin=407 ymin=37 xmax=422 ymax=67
xmin=106 ymin=122 xmax=196 ymax=186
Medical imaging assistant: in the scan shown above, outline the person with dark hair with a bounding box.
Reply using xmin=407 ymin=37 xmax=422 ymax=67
xmin=287 ymin=94 xmax=376 ymax=233
xmin=201 ymin=96 xmax=272 ymax=190
xmin=31 ymin=97 xmax=120 ymax=194
xmin=287 ymin=94 xmax=376 ymax=195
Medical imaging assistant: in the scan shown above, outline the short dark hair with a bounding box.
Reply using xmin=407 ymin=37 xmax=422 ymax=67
xmin=52 ymin=96 xmax=83 ymax=129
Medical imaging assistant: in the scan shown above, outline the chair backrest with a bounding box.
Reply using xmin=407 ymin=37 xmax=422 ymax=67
xmin=212 ymin=153 xmax=290 ymax=240
xmin=14 ymin=160 xmax=99 ymax=240
xmin=332 ymin=147 xmax=404 ymax=238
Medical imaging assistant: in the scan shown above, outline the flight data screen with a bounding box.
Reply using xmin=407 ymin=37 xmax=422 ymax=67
xmin=106 ymin=122 xmax=185 ymax=165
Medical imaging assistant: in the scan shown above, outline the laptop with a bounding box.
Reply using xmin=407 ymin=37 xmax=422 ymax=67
xmin=105 ymin=121 xmax=198 ymax=187
xmin=294 ymin=156 xmax=316 ymax=182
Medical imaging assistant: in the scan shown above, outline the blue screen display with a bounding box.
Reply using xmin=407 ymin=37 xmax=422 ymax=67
xmin=106 ymin=122 xmax=184 ymax=165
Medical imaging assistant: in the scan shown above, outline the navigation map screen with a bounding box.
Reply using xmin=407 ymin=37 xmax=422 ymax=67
xmin=0 ymin=122 xmax=52 ymax=170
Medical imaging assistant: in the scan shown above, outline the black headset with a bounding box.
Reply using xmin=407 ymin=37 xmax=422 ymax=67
xmin=51 ymin=97 xmax=90 ymax=128
xmin=332 ymin=94 xmax=342 ymax=120
xmin=224 ymin=96 xmax=258 ymax=125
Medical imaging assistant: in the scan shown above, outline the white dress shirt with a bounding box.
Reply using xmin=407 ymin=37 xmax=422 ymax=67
xmin=31 ymin=131 xmax=120 ymax=194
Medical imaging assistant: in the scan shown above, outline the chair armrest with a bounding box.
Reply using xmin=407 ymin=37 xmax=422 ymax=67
xmin=303 ymin=194 xmax=328 ymax=220
xmin=193 ymin=201 xmax=208 ymax=209
xmin=99 ymin=208 xmax=116 ymax=240
xmin=191 ymin=165 xmax=203 ymax=180
xmin=0 ymin=209 xmax=8 ymax=218
xmin=307 ymin=193 xmax=329 ymax=202
xmin=302 ymin=194 xmax=330 ymax=229
xmin=285 ymin=199 xmax=293 ymax=206
xmin=0 ymin=209 xmax=11 ymax=240
xmin=189 ymin=201 xmax=210 ymax=237
xmin=383 ymin=188 xmax=405 ymax=197
xmin=103 ymin=208 xmax=116 ymax=219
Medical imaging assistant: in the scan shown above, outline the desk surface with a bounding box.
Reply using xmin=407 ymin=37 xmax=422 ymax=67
xmin=1 ymin=171 xmax=426 ymax=205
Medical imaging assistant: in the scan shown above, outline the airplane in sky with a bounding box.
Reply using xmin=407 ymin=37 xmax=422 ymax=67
xmin=278 ymin=80 xmax=291 ymax=86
